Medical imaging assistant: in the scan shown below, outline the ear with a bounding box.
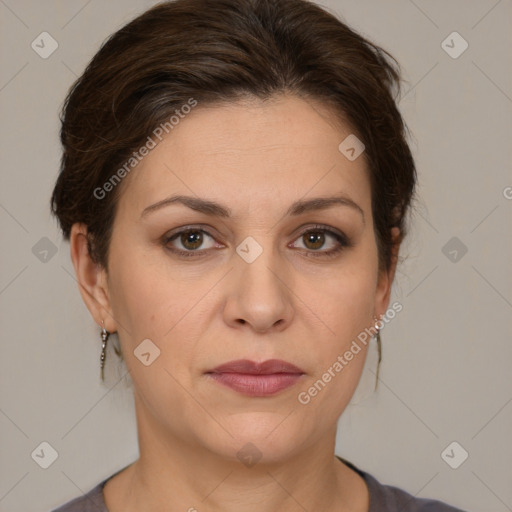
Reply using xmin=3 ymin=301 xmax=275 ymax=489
xmin=69 ymin=223 xmax=117 ymax=333
xmin=374 ymin=227 xmax=401 ymax=318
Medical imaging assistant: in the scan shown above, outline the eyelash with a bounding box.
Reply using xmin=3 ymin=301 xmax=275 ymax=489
xmin=163 ymin=224 xmax=352 ymax=260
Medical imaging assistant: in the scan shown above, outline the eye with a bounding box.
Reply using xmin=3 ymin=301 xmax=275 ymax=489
xmin=289 ymin=225 xmax=350 ymax=258
xmin=163 ymin=224 xmax=351 ymax=259
xmin=164 ymin=227 xmax=217 ymax=256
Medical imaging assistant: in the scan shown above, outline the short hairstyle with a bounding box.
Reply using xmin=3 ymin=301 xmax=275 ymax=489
xmin=50 ymin=0 xmax=417 ymax=274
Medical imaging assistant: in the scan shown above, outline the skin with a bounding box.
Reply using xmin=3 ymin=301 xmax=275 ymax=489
xmin=70 ymin=93 xmax=400 ymax=512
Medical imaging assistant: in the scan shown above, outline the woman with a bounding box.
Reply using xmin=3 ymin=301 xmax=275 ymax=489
xmin=50 ymin=0 xmax=468 ymax=510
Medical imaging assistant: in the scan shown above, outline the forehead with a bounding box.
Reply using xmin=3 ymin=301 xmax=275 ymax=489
xmin=116 ymin=94 xmax=371 ymax=219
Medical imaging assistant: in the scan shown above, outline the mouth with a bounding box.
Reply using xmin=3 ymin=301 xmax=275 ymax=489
xmin=205 ymin=359 xmax=305 ymax=397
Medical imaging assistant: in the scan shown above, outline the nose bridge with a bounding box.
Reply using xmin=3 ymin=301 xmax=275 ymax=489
xmin=236 ymin=233 xmax=284 ymax=290
xmin=225 ymin=233 xmax=294 ymax=331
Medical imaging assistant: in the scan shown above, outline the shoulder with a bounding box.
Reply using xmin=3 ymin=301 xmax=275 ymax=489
xmin=337 ymin=456 xmax=470 ymax=512
xmin=363 ymin=471 xmax=469 ymax=512
xmin=50 ymin=479 xmax=108 ymax=512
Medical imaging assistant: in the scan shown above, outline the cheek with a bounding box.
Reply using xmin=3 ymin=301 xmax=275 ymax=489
xmin=107 ymin=257 xmax=204 ymax=426
xmin=108 ymin=251 xmax=213 ymax=370
xmin=109 ymin=233 xmax=378 ymax=353
xmin=309 ymin=264 xmax=377 ymax=349
xmin=295 ymin=256 xmax=377 ymax=409
xmin=108 ymin=260 xmax=160 ymax=336
xmin=295 ymin=283 xmax=373 ymax=423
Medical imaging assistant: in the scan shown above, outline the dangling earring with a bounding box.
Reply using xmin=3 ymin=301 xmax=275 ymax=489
xmin=373 ymin=315 xmax=382 ymax=391
xmin=99 ymin=321 xmax=122 ymax=382
xmin=100 ymin=321 xmax=109 ymax=382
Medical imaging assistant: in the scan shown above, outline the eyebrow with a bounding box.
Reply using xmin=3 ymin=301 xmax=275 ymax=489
xmin=140 ymin=194 xmax=365 ymax=224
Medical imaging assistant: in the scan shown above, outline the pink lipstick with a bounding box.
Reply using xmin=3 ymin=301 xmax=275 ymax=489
xmin=206 ymin=359 xmax=305 ymax=397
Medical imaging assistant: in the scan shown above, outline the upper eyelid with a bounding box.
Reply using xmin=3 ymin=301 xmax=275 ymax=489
xmin=164 ymin=225 xmax=218 ymax=242
xmin=290 ymin=227 xmax=344 ymax=243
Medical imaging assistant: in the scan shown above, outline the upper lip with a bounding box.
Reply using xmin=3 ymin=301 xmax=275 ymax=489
xmin=208 ymin=359 xmax=305 ymax=375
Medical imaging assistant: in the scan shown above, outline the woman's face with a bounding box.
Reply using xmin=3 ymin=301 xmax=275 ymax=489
xmin=74 ymin=94 xmax=397 ymax=464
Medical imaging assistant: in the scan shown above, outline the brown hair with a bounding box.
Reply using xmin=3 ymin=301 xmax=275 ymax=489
xmin=51 ymin=0 xmax=417 ymax=275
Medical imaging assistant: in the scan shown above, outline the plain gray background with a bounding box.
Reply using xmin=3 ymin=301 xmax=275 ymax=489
xmin=0 ymin=1 xmax=511 ymax=511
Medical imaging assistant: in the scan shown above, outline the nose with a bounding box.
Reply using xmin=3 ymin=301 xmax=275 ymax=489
xmin=222 ymin=245 xmax=294 ymax=334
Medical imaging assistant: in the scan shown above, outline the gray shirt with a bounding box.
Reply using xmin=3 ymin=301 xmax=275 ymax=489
xmin=50 ymin=457 xmax=469 ymax=511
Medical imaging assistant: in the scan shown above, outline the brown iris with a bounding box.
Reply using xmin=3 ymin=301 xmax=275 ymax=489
xmin=180 ymin=230 xmax=204 ymax=250
xmin=303 ymin=231 xmax=325 ymax=250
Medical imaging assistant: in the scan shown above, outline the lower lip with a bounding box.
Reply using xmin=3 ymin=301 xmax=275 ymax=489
xmin=208 ymin=373 xmax=303 ymax=397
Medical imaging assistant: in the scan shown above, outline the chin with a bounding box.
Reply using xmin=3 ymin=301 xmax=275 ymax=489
xmin=200 ymin=412 xmax=313 ymax=467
